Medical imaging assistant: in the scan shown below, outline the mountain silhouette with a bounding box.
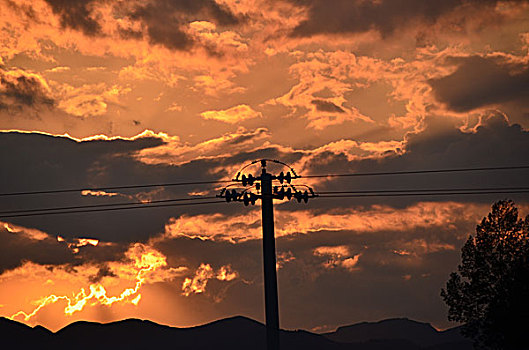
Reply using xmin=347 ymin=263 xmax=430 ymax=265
xmin=0 ymin=316 xmax=472 ymax=349
xmin=325 ymin=318 xmax=471 ymax=349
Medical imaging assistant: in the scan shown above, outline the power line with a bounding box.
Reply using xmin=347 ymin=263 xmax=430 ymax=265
xmin=318 ymin=187 xmax=529 ymax=195
xmin=0 ymin=196 xmax=218 ymax=216
xmin=2 ymin=189 xmax=527 ymax=219
xmin=318 ymin=189 xmax=529 ymax=199
xmin=303 ymin=165 xmax=529 ymax=179
xmin=0 ymin=200 xmax=224 ymax=219
xmin=1 ymin=165 xmax=528 ymax=198
xmin=0 ymin=180 xmax=231 ymax=198
xmin=4 ymin=187 xmax=525 ymax=217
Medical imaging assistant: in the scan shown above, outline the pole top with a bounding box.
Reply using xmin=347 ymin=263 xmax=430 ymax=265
xmin=217 ymin=158 xmax=317 ymax=205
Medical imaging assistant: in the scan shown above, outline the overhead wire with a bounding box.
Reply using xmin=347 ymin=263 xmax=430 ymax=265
xmin=1 ymin=187 xmax=528 ymax=218
xmin=1 ymin=164 xmax=528 ymax=218
xmin=318 ymin=189 xmax=529 ymax=199
xmin=0 ymin=200 xmax=225 ymax=219
xmin=0 ymin=180 xmax=232 ymax=197
xmin=0 ymin=196 xmax=218 ymax=216
xmin=302 ymin=165 xmax=529 ymax=179
xmin=318 ymin=186 xmax=529 ymax=195
xmin=1 ymin=165 xmax=528 ymax=198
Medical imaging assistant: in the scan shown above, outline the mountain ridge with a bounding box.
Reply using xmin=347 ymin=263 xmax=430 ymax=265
xmin=0 ymin=315 xmax=472 ymax=349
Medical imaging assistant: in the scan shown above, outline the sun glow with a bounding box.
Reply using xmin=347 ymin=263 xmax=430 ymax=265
xmin=8 ymin=244 xmax=168 ymax=322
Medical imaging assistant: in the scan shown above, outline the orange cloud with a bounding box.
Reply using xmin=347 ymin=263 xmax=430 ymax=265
xmin=1 ymin=221 xmax=49 ymax=240
xmin=267 ymin=56 xmax=374 ymax=129
xmin=313 ymin=245 xmax=361 ymax=272
xmin=131 ymin=125 xmax=405 ymax=177
xmin=56 ymin=236 xmax=101 ymax=254
xmin=181 ymin=263 xmax=238 ymax=297
xmin=52 ymin=82 xmax=131 ymax=118
xmin=135 ymin=127 xmax=270 ymax=166
xmin=200 ymin=104 xmax=262 ymax=124
xmin=163 ymin=211 xmax=262 ymax=242
xmin=187 ymin=21 xmax=249 ymax=55
xmin=5 ymin=243 xmax=185 ymax=324
xmin=162 ymin=202 xmax=488 ymax=243
xmin=266 ymin=47 xmax=466 ymax=133
xmin=81 ymin=190 xmax=119 ymax=197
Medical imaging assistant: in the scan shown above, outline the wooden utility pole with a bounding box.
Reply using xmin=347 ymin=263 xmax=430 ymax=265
xmin=260 ymin=160 xmax=280 ymax=350
xmin=217 ymin=159 xmax=317 ymax=350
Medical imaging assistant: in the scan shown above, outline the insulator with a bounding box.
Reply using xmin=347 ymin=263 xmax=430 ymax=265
xmin=295 ymin=191 xmax=302 ymax=203
xmin=303 ymin=190 xmax=309 ymax=203
xmin=248 ymin=174 xmax=255 ymax=186
xmin=256 ymin=183 xmax=261 ymax=191
xmin=225 ymin=191 xmax=231 ymax=202
xmin=285 ymin=188 xmax=292 ymax=200
xmin=250 ymin=193 xmax=258 ymax=205
xmin=242 ymin=174 xmax=247 ymax=186
xmin=243 ymin=193 xmax=250 ymax=206
xmin=277 ymin=187 xmax=285 ymax=200
xmin=286 ymin=172 xmax=292 ymax=184
xmin=274 ymin=186 xmax=278 ymax=194
xmin=278 ymin=171 xmax=284 ymax=184
xmin=231 ymin=189 xmax=238 ymax=200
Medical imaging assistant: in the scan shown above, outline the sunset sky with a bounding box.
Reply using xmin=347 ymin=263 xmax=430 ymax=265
xmin=1 ymin=0 xmax=529 ymax=333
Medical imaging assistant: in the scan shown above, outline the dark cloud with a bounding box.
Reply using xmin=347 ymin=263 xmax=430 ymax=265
xmin=0 ymin=225 xmax=73 ymax=273
xmin=0 ymin=69 xmax=54 ymax=113
xmin=311 ymin=99 xmax=345 ymax=113
xmin=1 ymin=111 xmax=528 ymax=244
xmin=299 ymin=112 xmax=529 ymax=210
xmin=129 ymin=0 xmax=239 ymax=50
xmin=88 ymin=264 xmax=118 ymax=283
xmin=429 ymin=56 xmax=529 ymax=112
xmin=0 ymin=132 xmax=166 ymax=242
xmin=0 ymin=224 xmax=126 ymax=273
xmin=287 ymin=0 xmax=507 ymax=37
xmin=45 ymin=0 xmax=102 ymax=36
xmin=42 ymin=0 xmax=240 ymax=51
xmin=0 ymin=131 xmax=284 ymax=243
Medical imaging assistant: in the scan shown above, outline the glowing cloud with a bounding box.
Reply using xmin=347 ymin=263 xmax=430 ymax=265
xmin=313 ymin=245 xmax=361 ymax=272
xmin=81 ymin=190 xmax=119 ymax=197
xmin=135 ymin=127 xmax=270 ymax=166
xmin=56 ymin=236 xmax=101 ymax=254
xmin=200 ymin=104 xmax=262 ymax=124
xmin=182 ymin=264 xmax=238 ymax=296
xmin=8 ymin=244 xmax=178 ymax=322
xmin=1 ymin=221 xmax=50 ymax=240
xmin=163 ymin=202 xmax=488 ymax=243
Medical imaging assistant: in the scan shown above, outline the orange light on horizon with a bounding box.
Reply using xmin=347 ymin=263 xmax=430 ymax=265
xmin=8 ymin=244 xmax=167 ymax=322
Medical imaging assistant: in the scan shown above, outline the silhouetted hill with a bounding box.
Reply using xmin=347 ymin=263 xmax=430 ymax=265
xmin=1 ymin=317 xmax=52 ymax=348
xmin=0 ymin=316 xmax=472 ymax=349
xmin=324 ymin=318 xmax=472 ymax=349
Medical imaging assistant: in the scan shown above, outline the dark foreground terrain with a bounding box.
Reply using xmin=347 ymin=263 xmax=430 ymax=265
xmin=1 ymin=316 xmax=472 ymax=349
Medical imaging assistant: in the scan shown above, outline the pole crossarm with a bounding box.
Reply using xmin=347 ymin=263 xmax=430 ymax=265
xmin=217 ymin=160 xmax=318 ymax=205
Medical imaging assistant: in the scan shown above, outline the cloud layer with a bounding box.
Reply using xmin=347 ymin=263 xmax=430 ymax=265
xmin=1 ymin=0 xmax=529 ymax=335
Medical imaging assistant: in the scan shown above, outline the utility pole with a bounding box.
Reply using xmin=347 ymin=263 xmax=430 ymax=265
xmin=260 ymin=160 xmax=280 ymax=350
xmin=217 ymin=159 xmax=317 ymax=350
